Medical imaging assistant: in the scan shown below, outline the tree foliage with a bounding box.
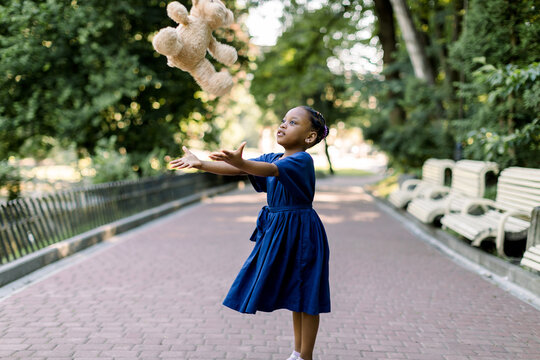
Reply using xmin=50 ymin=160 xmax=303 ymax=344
xmin=361 ymin=0 xmax=539 ymax=169
xmin=251 ymin=2 xmax=362 ymax=124
xmin=448 ymin=0 xmax=540 ymax=168
xmin=0 ymin=0 xmax=250 ymax=169
xmin=249 ymin=1 xmax=368 ymax=172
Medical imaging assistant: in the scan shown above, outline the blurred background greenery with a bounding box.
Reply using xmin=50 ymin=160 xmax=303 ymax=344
xmin=1 ymin=0 xmax=538 ymax=200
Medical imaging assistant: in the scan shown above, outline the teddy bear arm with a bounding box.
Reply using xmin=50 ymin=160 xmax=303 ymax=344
xmin=208 ymin=37 xmax=238 ymax=67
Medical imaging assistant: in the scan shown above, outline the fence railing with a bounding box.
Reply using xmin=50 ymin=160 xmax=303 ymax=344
xmin=0 ymin=172 xmax=242 ymax=265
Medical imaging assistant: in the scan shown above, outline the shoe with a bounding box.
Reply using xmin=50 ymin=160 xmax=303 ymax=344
xmin=286 ymin=352 xmax=299 ymax=360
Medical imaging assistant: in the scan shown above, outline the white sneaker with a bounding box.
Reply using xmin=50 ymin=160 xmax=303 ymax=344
xmin=286 ymin=351 xmax=299 ymax=360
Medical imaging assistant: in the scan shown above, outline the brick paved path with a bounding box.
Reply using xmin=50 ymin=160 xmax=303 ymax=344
xmin=1 ymin=176 xmax=539 ymax=360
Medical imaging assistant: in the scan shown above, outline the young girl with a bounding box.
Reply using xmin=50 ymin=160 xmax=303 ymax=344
xmin=169 ymin=106 xmax=331 ymax=360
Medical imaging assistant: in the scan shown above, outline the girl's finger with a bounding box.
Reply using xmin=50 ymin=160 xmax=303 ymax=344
xmin=170 ymin=158 xmax=184 ymax=165
xmin=237 ymin=142 xmax=246 ymax=153
xmin=210 ymin=151 xmax=226 ymax=158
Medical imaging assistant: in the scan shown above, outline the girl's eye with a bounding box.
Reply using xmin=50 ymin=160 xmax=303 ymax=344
xmin=290 ymin=120 xmax=296 ymax=125
xmin=281 ymin=119 xmax=286 ymax=123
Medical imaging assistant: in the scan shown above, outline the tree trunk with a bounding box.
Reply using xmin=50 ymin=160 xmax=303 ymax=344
xmin=450 ymin=0 xmax=464 ymax=83
xmin=374 ymin=0 xmax=398 ymax=68
xmin=451 ymin=0 xmax=465 ymax=119
xmin=389 ymin=0 xmax=436 ymax=85
xmin=373 ymin=0 xmax=406 ymax=125
xmin=458 ymin=0 xmax=469 ymax=119
xmin=324 ymin=140 xmax=334 ymax=175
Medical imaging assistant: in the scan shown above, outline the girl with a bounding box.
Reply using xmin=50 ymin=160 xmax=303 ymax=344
xmin=169 ymin=106 xmax=331 ymax=360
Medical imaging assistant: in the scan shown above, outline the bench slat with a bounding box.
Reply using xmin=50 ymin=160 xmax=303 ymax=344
xmin=521 ymin=257 xmax=540 ymax=272
xmin=529 ymin=245 xmax=540 ymax=256
xmin=499 ymin=178 xmax=540 ymax=189
xmin=523 ymin=250 xmax=540 ymax=263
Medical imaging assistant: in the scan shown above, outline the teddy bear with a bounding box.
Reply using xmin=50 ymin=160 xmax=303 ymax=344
xmin=152 ymin=0 xmax=238 ymax=97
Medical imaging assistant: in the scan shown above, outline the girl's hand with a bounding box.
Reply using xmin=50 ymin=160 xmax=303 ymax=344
xmin=169 ymin=146 xmax=202 ymax=170
xmin=209 ymin=142 xmax=246 ymax=168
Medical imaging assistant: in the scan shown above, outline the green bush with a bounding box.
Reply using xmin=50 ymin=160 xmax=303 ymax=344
xmin=90 ymin=137 xmax=137 ymax=184
xmin=454 ymin=62 xmax=540 ymax=168
xmin=134 ymin=147 xmax=168 ymax=178
xmin=0 ymin=160 xmax=21 ymax=200
xmin=360 ymin=75 xmax=454 ymax=171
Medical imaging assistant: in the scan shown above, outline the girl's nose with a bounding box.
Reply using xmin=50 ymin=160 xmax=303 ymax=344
xmin=279 ymin=122 xmax=286 ymax=129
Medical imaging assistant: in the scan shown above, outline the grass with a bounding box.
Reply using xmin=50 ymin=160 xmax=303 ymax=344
xmin=314 ymin=168 xmax=375 ymax=178
xmin=364 ymin=173 xmax=399 ymax=198
xmin=314 ymin=168 xmax=374 ymax=179
xmin=483 ymin=184 xmax=497 ymax=200
xmin=332 ymin=168 xmax=374 ymax=177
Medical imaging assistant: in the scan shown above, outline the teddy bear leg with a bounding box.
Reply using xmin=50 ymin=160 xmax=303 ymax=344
xmin=192 ymin=59 xmax=234 ymax=96
xmin=152 ymin=27 xmax=183 ymax=57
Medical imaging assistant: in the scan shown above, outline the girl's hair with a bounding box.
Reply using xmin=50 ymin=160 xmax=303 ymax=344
xmin=301 ymin=106 xmax=329 ymax=145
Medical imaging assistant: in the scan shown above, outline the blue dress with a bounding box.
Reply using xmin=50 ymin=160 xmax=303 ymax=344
xmin=222 ymin=151 xmax=331 ymax=315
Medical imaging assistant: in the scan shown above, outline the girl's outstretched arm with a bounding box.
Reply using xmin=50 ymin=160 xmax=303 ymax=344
xmin=209 ymin=142 xmax=279 ymax=177
xmin=169 ymin=146 xmax=246 ymax=175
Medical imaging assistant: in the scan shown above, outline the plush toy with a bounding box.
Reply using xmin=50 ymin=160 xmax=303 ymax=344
xmin=152 ymin=0 xmax=238 ymax=96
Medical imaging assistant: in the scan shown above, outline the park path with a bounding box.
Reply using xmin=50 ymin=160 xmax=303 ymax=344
xmin=0 ymin=176 xmax=539 ymax=360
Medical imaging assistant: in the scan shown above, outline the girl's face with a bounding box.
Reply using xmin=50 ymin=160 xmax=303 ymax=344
xmin=276 ymin=107 xmax=317 ymax=149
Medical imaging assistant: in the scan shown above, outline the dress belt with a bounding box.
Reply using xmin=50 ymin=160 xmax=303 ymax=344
xmin=267 ymin=204 xmax=312 ymax=212
xmin=250 ymin=204 xmax=313 ymax=242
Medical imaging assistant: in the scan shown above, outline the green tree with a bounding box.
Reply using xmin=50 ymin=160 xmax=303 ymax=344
xmin=250 ymin=2 xmax=364 ymax=173
xmin=0 ymin=0 xmax=250 ymax=170
xmin=449 ymin=0 xmax=540 ymax=167
xmin=359 ymin=0 xmax=459 ymax=169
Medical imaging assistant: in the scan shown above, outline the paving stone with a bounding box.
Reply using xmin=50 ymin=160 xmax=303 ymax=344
xmin=0 ymin=176 xmax=539 ymax=359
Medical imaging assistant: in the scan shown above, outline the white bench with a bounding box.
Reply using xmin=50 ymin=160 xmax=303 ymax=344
xmin=388 ymin=159 xmax=454 ymax=208
xmin=441 ymin=167 xmax=540 ymax=257
xmin=521 ymin=207 xmax=540 ymax=271
xmin=407 ymin=160 xmax=499 ymax=224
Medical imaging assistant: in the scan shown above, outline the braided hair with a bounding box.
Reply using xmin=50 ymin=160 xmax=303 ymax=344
xmin=301 ymin=106 xmax=329 ymax=146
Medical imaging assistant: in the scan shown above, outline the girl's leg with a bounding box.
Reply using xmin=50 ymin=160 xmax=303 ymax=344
xmin=292 ymin=311 xmax=302 ymax=353
xmin=300 ymin=313 xmax=320 ymax=360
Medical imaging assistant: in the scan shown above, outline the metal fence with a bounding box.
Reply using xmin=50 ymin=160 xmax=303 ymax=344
xmin=0 ymin=172 xmax=242 ymax=265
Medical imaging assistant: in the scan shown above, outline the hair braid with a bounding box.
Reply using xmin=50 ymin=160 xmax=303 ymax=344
xmin=301 ymin=106 xmax=328 ymax=145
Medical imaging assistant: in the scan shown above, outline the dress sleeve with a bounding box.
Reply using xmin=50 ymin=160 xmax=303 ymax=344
xmin=274 ymin=152 xmax=314 ymax=197
xmin=247 ymin=153 xmax=274 ymax=193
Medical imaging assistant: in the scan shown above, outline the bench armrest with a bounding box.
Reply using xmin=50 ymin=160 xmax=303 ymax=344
xmin=443 ymin=194 xmax=466 ymax=214
xmin=400 ymin=179 xmax=421 ymax=191
xmin=460 ymin=199 xmax=497 ymax=215
xmin=496 ymin=210 xmax=531 ymax=257
xmin=424 ymin=185 xmax=450 ymax=199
